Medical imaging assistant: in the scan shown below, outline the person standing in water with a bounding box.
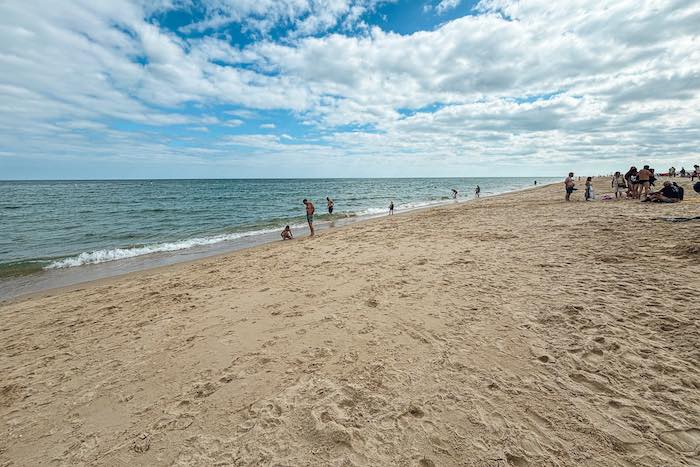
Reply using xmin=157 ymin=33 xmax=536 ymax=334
xmin=475 ymin=185 xmax=481 ymax=198
xmin=303 ymin=199 xmax=315 ymax=236
xmin=326 ymin=197 xmax=334 ymax=215
xmin=389 ymin=201 xmax=394 ymax=215
xmin=451 ymin=189 xmax=458 ymax=199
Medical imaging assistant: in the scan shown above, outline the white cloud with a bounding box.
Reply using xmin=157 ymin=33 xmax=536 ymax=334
xmin=176 ymin=0 xmax=393 ymax=38
xmin=0 ymin=0 xmax=699 ymax=176
xmin=436 ymin=0 xmax=461 ymax=14
xmin=260 ymin=123 xmax=276 ymax=129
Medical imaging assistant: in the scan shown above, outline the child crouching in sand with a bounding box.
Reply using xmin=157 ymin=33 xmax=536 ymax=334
xmin=281 ymin=225 xmax=293 ymax=240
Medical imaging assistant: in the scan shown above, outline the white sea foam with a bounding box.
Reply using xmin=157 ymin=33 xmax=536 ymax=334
xmin=44 ymin=226 xmax=288 ymax=269
xmin=354 ymin=199 xmax=447 ymax=217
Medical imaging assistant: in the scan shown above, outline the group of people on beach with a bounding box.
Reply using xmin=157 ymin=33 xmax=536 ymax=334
xmin=565 ymin=163 xmax=699 ymax=203
xmin=282 ymin=196 xmax=377 ymax=239
xmin=282 ymin=184 xmax=485 ymax=240
xmin=281 ymin=198 xmax=320 ymax=240
xmin=666 ymin=165 xmax=700 ymax=180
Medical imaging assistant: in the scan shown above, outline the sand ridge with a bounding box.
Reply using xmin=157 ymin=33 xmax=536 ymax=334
xmin=1 ymin=177 xmax=699 ymax=466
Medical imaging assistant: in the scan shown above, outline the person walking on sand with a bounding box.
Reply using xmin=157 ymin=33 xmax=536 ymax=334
xmin=564 ymin=172 xmax=575 ymax=201
xmin=475 ymin=185 xmax=481 ymax=198
xmin=303 ymin=199 xmax=315 ymax=236
xmin=451 ymin=189 xmax=458 ymax=199
xmin=692 ymin=165 xmax=700 ymax=181
xmin=389 ymin=201 xmax=394 ymax=215
xmin=326 ymin=197 xmax=334 ymax=215
xmin=638 ymin=165 xmax=652 ymax=200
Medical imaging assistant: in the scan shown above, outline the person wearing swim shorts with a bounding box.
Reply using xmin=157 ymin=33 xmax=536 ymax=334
xmin=326 ymin=197 xmax=334 ymax=214
xmin=303 ymin=199 xmax=315 ymax=236
xmin=564 ymin=172 xmax=575 ymax=201
xmin=638 ymin=165 xmax=652 ymax=200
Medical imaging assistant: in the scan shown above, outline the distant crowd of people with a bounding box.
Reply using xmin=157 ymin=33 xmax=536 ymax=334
xmin=564 ymin=163 xmax=699 ymax=203
xmin=667 ymin=165 xmax=700 ymax=180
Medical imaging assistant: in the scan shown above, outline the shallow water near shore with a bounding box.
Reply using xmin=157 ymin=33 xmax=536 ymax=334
xmin=0 ymin=177 xmax=556 ymax=299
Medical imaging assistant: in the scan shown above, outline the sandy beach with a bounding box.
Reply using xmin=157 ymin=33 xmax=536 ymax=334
xmin=1 ymin=177 xmax=698 ymax=466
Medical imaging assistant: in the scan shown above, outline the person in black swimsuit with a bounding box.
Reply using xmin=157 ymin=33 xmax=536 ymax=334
xmin=326 ymin=197 xmax=334 ymax=214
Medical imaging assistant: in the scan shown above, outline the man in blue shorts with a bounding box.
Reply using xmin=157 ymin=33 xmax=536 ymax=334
xmin=303 ymin=199 xmax=315 ymax=236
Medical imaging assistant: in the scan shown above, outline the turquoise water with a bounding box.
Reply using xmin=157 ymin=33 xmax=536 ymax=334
xmin=0 ymin=178 xmax=555 ymax=279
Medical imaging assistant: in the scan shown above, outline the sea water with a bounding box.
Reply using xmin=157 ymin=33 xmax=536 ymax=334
xmin=0 ymin=178 xmax=556 ymax=298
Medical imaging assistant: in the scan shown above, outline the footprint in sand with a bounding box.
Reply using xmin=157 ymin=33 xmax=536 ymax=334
xmin=527 ymin=411 xmax=553 ymax=431
xmin=132 ymin=433 xmax=151 ymax=453
xmin=582 ymin=348 xmax=604 ymax=363
xmin=658 ymin=428 xmax=700 ymax=453
xmin=0 ymin=384 xmax=24 ymax=407
xmin=406 ymin=404 xmax=425 ymax=418
xmin=155 ymin=413 xmax=195 ymax=431
xmin=191 ymin=381 xmax=218 ymax=399
xmin=505 ymin=452 xmax=531 ymax=467
xmin=569 ymin=373 xmax=614 ymax=395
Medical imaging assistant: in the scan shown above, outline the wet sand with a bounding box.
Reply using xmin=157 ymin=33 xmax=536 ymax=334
xmin=1 ymin=177 xmax=698 ymax=466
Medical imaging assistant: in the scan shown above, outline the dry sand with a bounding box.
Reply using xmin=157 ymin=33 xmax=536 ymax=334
xmin=1 ymin=177 xmax=699 ymax=466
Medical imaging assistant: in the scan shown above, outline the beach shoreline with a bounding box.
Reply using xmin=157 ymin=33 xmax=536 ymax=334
xmin=0 ymin=179 xmax=557 ymax=303
xmin=1 ymin=177 xmax=698 ymax=466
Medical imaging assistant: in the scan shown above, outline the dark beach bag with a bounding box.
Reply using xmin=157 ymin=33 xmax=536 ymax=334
xmin=674 ymin=184 xmax=684 ymax=200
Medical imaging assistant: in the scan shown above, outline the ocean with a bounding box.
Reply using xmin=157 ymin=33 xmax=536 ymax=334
xmin=0 ymin=178 xmax=556 ymax=298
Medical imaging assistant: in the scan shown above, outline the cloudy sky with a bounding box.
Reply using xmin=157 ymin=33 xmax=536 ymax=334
xmin=1 ymin=0 xmax=698 ymax=179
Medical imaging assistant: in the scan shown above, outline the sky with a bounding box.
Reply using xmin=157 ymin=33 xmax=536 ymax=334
xmin=0 ymin=0 xmax=699 ymax=179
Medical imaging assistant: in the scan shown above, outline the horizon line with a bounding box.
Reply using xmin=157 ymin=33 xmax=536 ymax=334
xmin=0 ymin=176 xmax=570 ymax=182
